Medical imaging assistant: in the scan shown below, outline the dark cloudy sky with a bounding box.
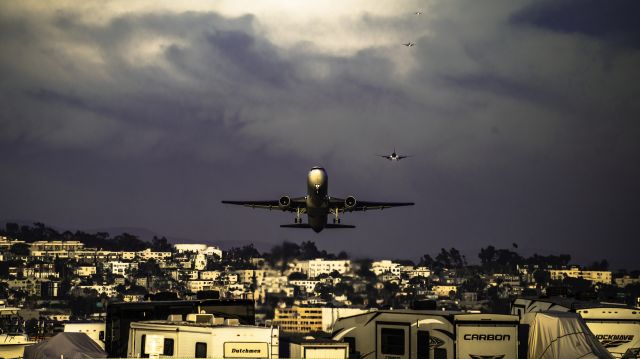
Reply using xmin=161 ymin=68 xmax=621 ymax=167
xmin=1 ymin=1 xmax=639 ymax=268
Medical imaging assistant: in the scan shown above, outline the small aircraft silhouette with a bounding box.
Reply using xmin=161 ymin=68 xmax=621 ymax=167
xmin=415 ymin=10 xmax=423 ymax=15
xmin=379 ymin=148 xmax=412 ymax=161
xmin=402 ymin=42 xmax=416 ymax=47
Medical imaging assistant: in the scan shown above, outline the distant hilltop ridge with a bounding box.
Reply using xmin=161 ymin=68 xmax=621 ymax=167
xmin=0 ymin=219 xmax=272 ymax=252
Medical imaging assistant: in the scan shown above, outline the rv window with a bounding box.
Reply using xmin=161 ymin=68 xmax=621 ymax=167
xmin=381 ymin=328 xmax=405 ymax=355
xmin=140 ymin=334 xmax=149 ymax=358
xmin=417 ymin=331 xmax=429 ymax=359
xmin=434 ymin=348 xmax=446 ymax=359
xmin=99 ymin=331 xmax=104 ymax=340
xmin=163 ymin=338 xmax=174 ymax=356
xmin=195 ymin=342 xmax=207 ymax=358
xmin=344 ymin=336 xmax=356 ymax=356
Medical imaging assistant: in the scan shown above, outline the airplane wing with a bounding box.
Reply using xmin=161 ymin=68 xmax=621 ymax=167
xmin=221 ymin=197 xmax=306 ymax=212
xmin=329 ymin=198 xmax=414 ymax=212
xmin=378 ymin=155 xmax=392 ymax=159
xmin=398 ymin=155 xmax=412 ymax=159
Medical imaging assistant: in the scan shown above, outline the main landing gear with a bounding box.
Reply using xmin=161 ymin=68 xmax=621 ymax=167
xmin=332 ymin=208 xmax=341 ymax=224
xmin=294 ymin=208 xmax=302 ymax=224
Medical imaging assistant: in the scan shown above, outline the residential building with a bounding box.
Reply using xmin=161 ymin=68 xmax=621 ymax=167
xmin=75 ymin=266 xmax=97 ymax=277
xmin=549 ymin=267 xmax=612 ymax=284
xmin=433 ymin=285 xmax=457 ymax=298
xmin=615 ymin=275 xmax=640 ymax=288
xmin=307 ymin=259 xmax=351 ymax=278
xmin=274 ymin=306 xmax=368 ymax=333
xmin=372 ymin=260 xmax=401 ymax=276
xmin=174 ymin=244 xmax=222 ymax=258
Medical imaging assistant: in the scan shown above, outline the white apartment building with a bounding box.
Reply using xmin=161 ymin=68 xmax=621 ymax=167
xmin=199 ymin=271 xmax=221 ymax=281
xmin=193 ymin=253 xmax=207 ymax=271
xmin=549 ymin=267 xmax=612 ymax=284
xmin=0 ymin=237 xmax=25 ymax=250
xmin=293 ymin=259 xmax=351 ymax=278
xmin=121 ymin=252 xmax=136 ymax=260
xmin=77 ymin=285 xmax=117 ymax=297
xmin=433 ymin=285 xmax=458 ymax=297
xmin=75 ymin=266 xmax=97 ymax=277
xmin=235 ymin=269 xmax=266 ymax=285
xmin=107 ymin=261 xmax=138 ymax=276
xmin=31 ymin=240 xmax=85 ymax=252
xmin=371 ymin=260 xmax=401 ymax=276
xmin=174 ymin=244 xmax=223 ymax=258
xmin=186 ymin=280 xmax=217 ymax=292
xmin=400 ymin=266 xmax=431 ymax=278
xmin=180 ymin=270 xmax=199 ymax=280
xmin=290 ymin=280 xmax=320 ymax=293
xmin=615 ymin=276 xmax=640 ymax=288
xmin=137 ymin=248 xmax=172 ymax=261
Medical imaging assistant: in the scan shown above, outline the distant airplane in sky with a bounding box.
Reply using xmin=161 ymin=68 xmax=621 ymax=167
xmin=379 ymin=148 xmax=412 ymax=161
xmin=415 ymin=10 xmax=423 ymax=15
xmin=403 ymin=42 xmax=416 ymax=47
xmin=222 ymin=167 xmax=414 ymax=232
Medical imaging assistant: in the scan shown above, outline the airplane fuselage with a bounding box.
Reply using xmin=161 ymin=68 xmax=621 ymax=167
xmin=306 ymin=167 xmax=329 ymax=232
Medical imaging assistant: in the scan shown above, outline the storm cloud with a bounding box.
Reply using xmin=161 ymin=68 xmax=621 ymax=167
xmin=1 ymin=1 xmax=639 ymax=267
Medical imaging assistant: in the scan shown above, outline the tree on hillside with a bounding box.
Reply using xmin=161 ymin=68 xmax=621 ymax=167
xmin=267 ymin=241 xmax=301 ymax=270
xmin=10 ymin=243 xmax=30 ymax=256
xmin=152 ymin=236 xmax=173 ymax=252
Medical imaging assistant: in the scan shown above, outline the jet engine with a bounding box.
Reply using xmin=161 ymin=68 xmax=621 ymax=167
xmin=279 ymin=196 xmax=291 ymax=209
xmin=345 ymin=196 xmax=357 ymax=209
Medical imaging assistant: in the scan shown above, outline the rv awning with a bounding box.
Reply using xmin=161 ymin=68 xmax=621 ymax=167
xmin=24 ymin=332 xmax=107 ymax=359
xmin=522 ymin=311 xmax=612 ymax=359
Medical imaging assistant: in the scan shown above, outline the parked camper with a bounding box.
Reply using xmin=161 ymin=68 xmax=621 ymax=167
xmin=283 ymin=336 xmax=349 ymax=359
xmin=106 ymin=298 xmax=255 ymax=357
xmin=332 ymin=310 xmax=519 ymax=359
xmin=521 ymin=311 xmax=611 ymax=359
xmin=63 ymin=321 xmax=106 ymax=349
xmin=577 ymin=307 xmax=640 ymax=358
xmin=512 ymin=297 xmax=640 ymax=358
xmin=127 ymin=314 xmax=278 ymax=358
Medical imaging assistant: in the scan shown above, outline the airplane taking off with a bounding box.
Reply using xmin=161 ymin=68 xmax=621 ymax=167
xmin=402 ymin=42 xmax=416 ymax=47
xmin=379 ymin=148 xmax=411 ymax=161
xmin=222 ymin=167 xmax=414 ymax=233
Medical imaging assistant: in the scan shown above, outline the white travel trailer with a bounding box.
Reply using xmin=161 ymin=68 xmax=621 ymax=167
xmin=521 ymin=311 xmax=611 ymax=359
xmin=64 ymin=321 xmax=106 ymax=349
xmin=512 ymin=297 xmax=640 ymax=358
xmin=127 ymin=314 xmax=279 ymax=358
xmin=332 ymin=310 xmax=520 ymax=359
xmin=286 ymin=336 xmax=349 ymax=359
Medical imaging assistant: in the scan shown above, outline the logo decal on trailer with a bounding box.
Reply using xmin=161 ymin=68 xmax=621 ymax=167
xmin=429 ymin=336 xmax=445 ymax=348
xmin=595 ymin=334 xmax=634 ymax=348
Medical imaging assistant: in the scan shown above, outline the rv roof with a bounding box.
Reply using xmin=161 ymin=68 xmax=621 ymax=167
xmin=516 ymin=296 xmax=632 ymax=310
xmin=132 ymin=320 xmax=265 ymax=329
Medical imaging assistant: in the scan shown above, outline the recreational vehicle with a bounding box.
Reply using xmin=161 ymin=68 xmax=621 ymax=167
xmin=281 ymin=336 xmax=349 ymax=359
xmin=127 ymin=313 xmax=279 ymax=358
xmin=106 ymin=298 xmax=254 ymax=357
xmin=63 ymin=321 xmax=106 ymax=349
xmin=512 ymin=297 xmax=640 ymax=358
xmin=332 ymin=310 xmax=520 ymax=359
